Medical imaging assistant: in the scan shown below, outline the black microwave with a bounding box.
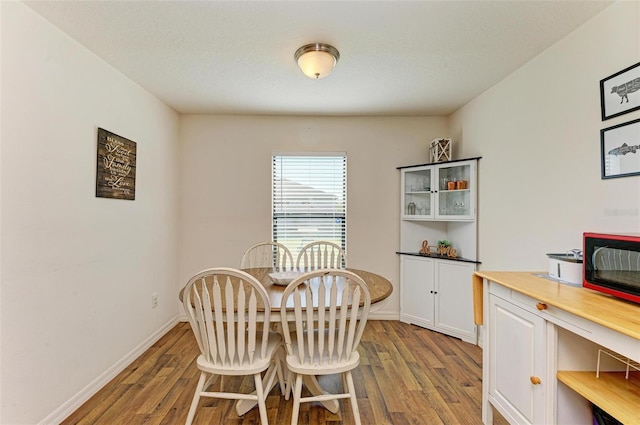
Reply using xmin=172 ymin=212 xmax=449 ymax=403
xmin=583 ymin=232 xmax=640 ymax=304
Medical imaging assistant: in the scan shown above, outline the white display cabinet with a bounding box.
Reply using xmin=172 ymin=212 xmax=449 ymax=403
xmin=397 ymin=157 xmax=481 ymax=344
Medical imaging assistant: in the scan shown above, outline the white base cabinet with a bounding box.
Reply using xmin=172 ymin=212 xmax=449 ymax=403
xmin=478 ymin=272 xmax=640 ymax=425
xmin=488 ymin=292 xmax=548 ymax=425
xmin=400 ymin=255 xmax=477 ymax=344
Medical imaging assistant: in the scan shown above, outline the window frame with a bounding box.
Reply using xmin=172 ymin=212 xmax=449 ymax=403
xmin=271 ymin=152 xmax=347 ymax=261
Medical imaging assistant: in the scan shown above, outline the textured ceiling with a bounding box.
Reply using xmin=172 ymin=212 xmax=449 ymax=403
xmin=24 ymin=1 xmax=613 ymax=116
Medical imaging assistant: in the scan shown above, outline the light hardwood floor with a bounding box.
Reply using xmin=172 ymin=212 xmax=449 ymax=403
xmin=61 ymin=320 xmax=508 ymax=425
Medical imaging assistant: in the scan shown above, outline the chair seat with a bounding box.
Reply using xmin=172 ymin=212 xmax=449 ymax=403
xmin=197 ymin=332 xmax=283 ymax=376
xmin=285 ymin=331 xmax=360 ymax=375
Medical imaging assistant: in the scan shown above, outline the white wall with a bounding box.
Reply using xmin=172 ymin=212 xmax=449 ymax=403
xmin=179 ymin=115 xmax=449 ymax=319
xmin=0 ymin=3 xmax=181 ymax=424
xmin=450 ymin=1 xmax=640 ymax=271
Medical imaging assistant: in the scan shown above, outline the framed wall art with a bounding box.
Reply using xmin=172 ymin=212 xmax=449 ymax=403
xmin=601 ymin=118 xmax=640 ymax=179
xmin=600 ymin=62 xmax=640 ymax=121
xmin=96 ymin=128 xmax=137 ymax=200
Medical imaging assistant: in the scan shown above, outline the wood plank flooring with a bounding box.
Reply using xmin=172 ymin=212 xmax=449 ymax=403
xmin=61 ymin=320 xmax=508 ymax=425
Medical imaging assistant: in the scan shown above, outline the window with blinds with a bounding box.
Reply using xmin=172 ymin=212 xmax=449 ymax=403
xmin=272 ymin=154 xmax=347 ymax=261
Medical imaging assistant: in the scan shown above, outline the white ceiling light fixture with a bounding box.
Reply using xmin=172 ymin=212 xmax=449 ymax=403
xmin=294 ymin=43 xmax=340 ymax=79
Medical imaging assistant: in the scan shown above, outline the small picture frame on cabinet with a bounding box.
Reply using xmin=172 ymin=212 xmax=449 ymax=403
xmin=600 ymin=62 xmax=640 ymax=121
xmin=601 ymin=118 xmax=640 ymax=179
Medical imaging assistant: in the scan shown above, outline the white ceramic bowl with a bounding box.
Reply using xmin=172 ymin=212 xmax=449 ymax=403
xmin=269 ymin=271 xmax=303 ymax=286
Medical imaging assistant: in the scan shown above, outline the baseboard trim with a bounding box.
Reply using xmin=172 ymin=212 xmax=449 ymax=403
xmin=369 ymin=311 xmax=400 ymax=320
xmin=177 ymin=312 xmax=400 ymax=321
xmin=40 ymin=315 xmax=181 ymax=425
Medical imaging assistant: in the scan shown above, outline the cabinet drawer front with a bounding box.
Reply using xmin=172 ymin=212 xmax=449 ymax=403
xmin=490 ymin=282 xmax=640 ymax=363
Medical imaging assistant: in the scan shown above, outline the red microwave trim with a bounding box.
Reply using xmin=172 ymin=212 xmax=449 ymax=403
xmin=583 ymin=232 xmax=640 ymax=242
xmin=583 ymin=281 xmax=640 ymax=304
xmin=583 ymin=232 xmax=640 ymax=305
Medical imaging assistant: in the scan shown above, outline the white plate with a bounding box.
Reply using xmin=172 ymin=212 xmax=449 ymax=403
xmin=269 ymin=271 xmax=303 ymax=286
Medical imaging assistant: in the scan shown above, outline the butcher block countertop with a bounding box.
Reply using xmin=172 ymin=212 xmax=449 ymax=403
xmin=472 ymin=271 xmax=640 ymax=341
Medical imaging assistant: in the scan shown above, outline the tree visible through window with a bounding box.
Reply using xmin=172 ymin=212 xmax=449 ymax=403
xmin=272 ymin=154 xmax=347 ymax=262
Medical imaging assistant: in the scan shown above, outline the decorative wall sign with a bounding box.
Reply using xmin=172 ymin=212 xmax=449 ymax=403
xmin=601 ymin=118 xmax=640 ymax=179
xmin=96 ymin=128 xmax=136 ymax=200
xmin=600 ymin=62 xmax=640 ymax=121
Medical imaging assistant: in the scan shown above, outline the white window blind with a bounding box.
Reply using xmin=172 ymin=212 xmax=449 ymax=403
xmin=272 ymin=154 xmax=347 ymax=261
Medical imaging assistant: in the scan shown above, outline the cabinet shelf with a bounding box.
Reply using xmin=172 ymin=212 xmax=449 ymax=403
xmin=397 ymin=156 xmax=482 ymax=170
xmin=404 ymin=189 xmax=471 ymax=194
xmin=396 ymin=251 xmax=481 ymax=264
xmin=556 ymin=370 xmax=640 ymax=424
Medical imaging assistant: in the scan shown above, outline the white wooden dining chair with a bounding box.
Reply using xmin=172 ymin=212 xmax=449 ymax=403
xmin=280 ymin=269 xmax=371 ymax=425
xmin=241 ymin=241 xmax=294 ymax=271
xmin=296 ymin=241 xmax=347 ymax=270
xmin=182 ymin=267 xmax=285 ymax=425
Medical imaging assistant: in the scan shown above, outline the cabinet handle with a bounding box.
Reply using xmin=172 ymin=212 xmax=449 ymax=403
xmin=530 ymin=376 xmax=542 ymax=385
xmin=536 ymin=302 xmax=547 ymax=311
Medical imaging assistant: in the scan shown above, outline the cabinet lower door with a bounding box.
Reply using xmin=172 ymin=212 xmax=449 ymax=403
xmin=434 ymin=260 xmax=476 ymax=342
xmin=400 ymin=256 xmax=435 ymax=328
xmin=489 ymin=295 xmax=546 ymax=425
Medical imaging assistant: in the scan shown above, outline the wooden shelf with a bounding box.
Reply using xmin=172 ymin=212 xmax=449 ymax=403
xmin=556 ymin=370 xmax=640 ymax=424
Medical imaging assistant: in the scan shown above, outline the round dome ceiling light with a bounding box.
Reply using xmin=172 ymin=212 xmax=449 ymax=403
xmin=294 ymin=43 xmax=340 ymax=79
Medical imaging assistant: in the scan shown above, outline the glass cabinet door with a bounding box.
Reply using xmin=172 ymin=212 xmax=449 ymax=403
xmin=401 ymin=159 xmax=476 ymax=221
xmin=436 ymin=161 xmax=474 ymax=219
xmin=402 ymin=167 xmax=434 ymax=218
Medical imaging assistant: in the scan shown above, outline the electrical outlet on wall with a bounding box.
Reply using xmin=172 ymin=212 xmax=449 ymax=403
xmin=152 ymin=292 xmax=158 ymax=309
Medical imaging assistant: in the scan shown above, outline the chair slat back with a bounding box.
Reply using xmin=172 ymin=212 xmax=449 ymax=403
xmin=296 ymin=241 xmax=347 ymax=270
xmin=241 ymin=241 xmax=294 ymax=271
xmin=182 ymin=268 xmax=271 ymax=367
xmin=281 ymin=270 xmax=370 ymax=366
